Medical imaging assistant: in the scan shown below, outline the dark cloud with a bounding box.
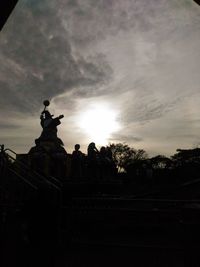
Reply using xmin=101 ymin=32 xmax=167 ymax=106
xmin=58 ymin=0 xmax=198 ymax=48
xmin=120 ymin=90 xmax=197 ymax=125
xmin=0 ymin=0 xmax=113 ymax=114
xmin=1 ymin=0 xmax=198 ymax=116
xmin=120 ymin=96 xmax=167 ymax=125
xmin=109 ymin=133 xmax=143 ymax=144
xmin=0 ymin=123 xmax=22 ymax=130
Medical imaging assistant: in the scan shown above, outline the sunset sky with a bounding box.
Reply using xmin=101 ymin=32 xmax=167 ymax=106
xmin=0 ymin=0 xmax=200 ymax=156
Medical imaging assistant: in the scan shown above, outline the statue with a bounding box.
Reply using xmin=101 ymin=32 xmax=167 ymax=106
xmin=36 ymin=100 xmax=64 ymax=146
xmin=29 ymin=100 xmax=68 ymax=179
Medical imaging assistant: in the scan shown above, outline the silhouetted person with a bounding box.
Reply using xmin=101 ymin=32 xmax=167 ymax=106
xmin=105 ymin=147 xmax=113 ymax=161
xmin=100 ymin=146 xmax=116 ymax=180
xmin=99 ymin=146 xmax=109 ymax=179
xmin=71 ymin=144 xmax=84 ymax=179
xmin=87 ymin=142 xmax=100 ymax=179
xmin=100 ymin=146 xmax=106 ymax=156
xmin=88 ymin=142 xmax=99 ymax=160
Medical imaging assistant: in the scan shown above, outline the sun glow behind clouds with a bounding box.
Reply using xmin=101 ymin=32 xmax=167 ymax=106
xmin=78 ymin=104 xmax=120 ymax=145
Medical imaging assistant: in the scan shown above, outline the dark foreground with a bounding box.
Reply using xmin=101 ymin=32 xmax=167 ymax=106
xmin=1 ymin=148 xmax=200 ymax=266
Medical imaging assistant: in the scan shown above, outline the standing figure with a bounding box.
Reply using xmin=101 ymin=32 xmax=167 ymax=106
xmin=71 ymin=144 xmax=84 ymax=179
xmin=99 ymin=146 xmax=116 ymax=180
xmin=87 ymin=142 xmax=100 ymax=179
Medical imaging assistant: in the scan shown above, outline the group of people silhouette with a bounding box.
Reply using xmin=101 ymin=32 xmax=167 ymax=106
xmin=71 ymin=142 xmax=116 ymax=179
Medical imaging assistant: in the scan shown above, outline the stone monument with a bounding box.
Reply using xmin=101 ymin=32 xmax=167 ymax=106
xmin=28 ymin=100 xmax=68 ymax=179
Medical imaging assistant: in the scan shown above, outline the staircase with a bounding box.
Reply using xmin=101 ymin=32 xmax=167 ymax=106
xmin=1 ymin=145 xmax=200 ymax=266
xmin=0 ymin=146 xmax=62 ymax=267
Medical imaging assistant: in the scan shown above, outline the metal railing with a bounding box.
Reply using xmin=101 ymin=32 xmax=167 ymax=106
xmin=4 ymin=148 xmax=62 ymax=191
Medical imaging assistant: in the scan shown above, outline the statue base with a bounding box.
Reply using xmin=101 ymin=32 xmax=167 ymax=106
xmin=28 ymin=137 xmax=69 ymax=180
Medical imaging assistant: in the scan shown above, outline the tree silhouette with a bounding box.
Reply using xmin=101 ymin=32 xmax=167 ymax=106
xmin=150 ymin=155 xmax=172 ymax=169
xmin=107 ymin=143 xmax=147 ymax=172
xmin=171 ymin=148 xmax=200 ymax=167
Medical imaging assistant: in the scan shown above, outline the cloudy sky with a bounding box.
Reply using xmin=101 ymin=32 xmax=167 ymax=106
xmin=0 ymin=0 xmax=200 ymax=156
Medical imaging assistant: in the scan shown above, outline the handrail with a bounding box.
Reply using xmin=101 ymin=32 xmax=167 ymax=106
xmin=8 ymin=167 xmax=38 ymax=190
xmin=5 ymin=148 xmax=62 ymax=186
xmin=48 ymin=176 xmax=63 ymax=187
xmin=4 ymin=148 xmax=18 ymax=157
xmin=4 ymin=148 xmax=62 ymax=192
xmin=6 ymin=152 xmax=46 ymax=183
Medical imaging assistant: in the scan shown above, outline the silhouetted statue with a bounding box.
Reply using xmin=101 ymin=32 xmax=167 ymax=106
xmin=71 ymin=144 xmax=85 ymax=179
xmin=29 ymin=100 xmax=67 ymax=179
xmin=37 ymin=100 xmax=64 ymax=146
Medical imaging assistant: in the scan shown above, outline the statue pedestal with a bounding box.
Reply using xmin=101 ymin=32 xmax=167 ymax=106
xmin=28 ymin=139 xmax=68 ymax=180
